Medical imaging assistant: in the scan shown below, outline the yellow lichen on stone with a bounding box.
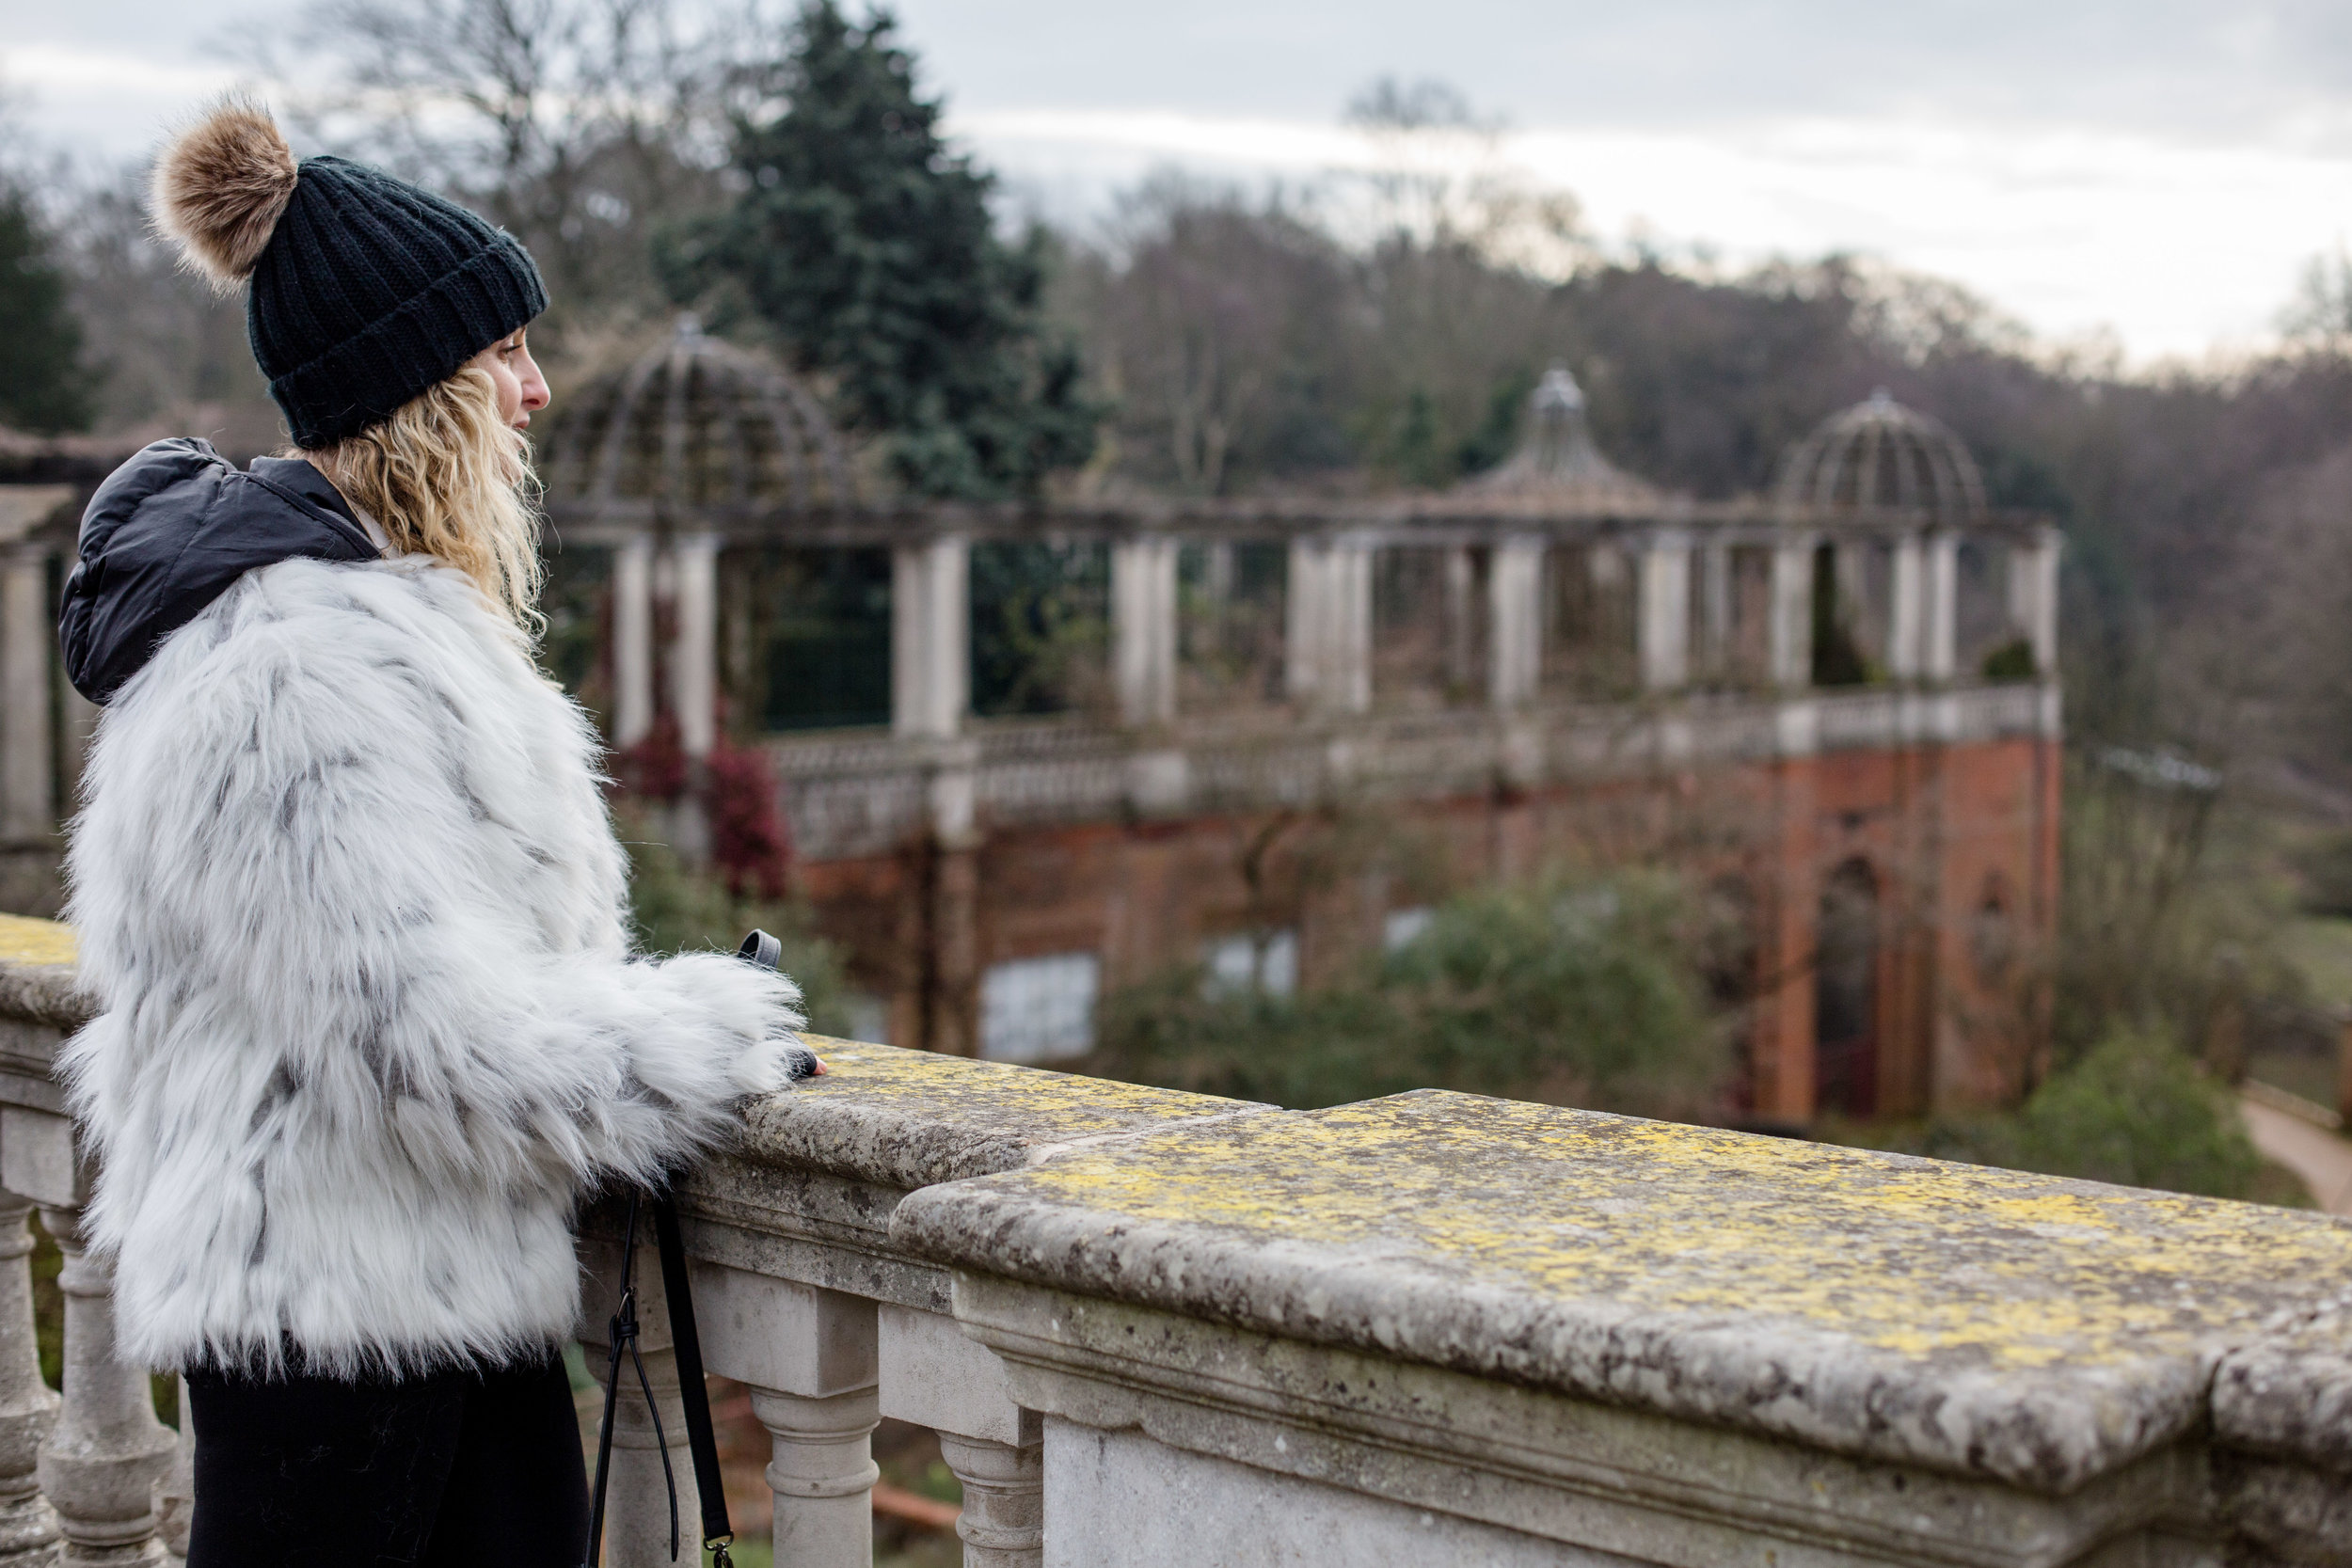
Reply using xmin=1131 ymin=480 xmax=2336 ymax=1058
xmin=790 ymin=1037 xmax=1237 ymax=1127
xmin=976 ymin=1091 xmax=2352 ymax=1371
xmin=0 ymin=915 xmax=74 ymax=971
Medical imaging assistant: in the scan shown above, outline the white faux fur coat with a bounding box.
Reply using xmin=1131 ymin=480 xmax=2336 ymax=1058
xmin=62 ymin=553 xmax=803 ymax=1375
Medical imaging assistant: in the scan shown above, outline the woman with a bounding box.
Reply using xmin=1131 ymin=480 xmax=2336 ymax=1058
xmin=55 ymin=102 xmax=809 ymax=1565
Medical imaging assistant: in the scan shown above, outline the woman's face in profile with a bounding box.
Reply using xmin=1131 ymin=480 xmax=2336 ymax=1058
xmin=470 ymin=330 xmax=550 ymax=431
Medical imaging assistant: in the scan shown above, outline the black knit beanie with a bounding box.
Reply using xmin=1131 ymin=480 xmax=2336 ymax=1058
xmin=151 ymin=103 xmax=546 ymax=448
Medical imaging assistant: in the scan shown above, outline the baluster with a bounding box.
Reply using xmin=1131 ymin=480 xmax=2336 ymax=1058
xmin=0 ymin=1195 xmax=56 ymax=1565
xmin=749 ymin=1386 xmax=878 ymax=1566
xmin=937 ymin=1420 xmax=1042 ymax=1568
xmin=36 ymin=1207 xmax=172 ymax=1566
xmin=876 ymin=1304 xmax=1041 ymax=1568
xmin=151 ymin=1378 xmax=189 ymax=1562
xmin=577 ymin=1227 xmax=692 ymax=1568
xmin=689 ymin=1267 xmax=879 ymax=1568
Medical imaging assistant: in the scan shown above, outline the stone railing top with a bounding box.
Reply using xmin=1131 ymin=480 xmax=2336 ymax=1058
xmin=0 ymin=914 xmax=85 ymax=1032
xmin=739 ymin=1038 xmax=1263 ymax=1191
xmin=893 ymin=1089 xmax=2352 ymax=1496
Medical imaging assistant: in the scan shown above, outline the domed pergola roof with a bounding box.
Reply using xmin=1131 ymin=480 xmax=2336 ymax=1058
xmin=541 ymin=316 xmax=855 ymax=520
xmin=1775 ymin=389 xmax=1985 ymax=524
xmin=1467 ymin=366 xmax=1655 ymax=504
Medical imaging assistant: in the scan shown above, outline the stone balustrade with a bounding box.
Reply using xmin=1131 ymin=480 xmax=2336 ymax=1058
xmin=4 ymin=911 xmax=2349 ymax=1565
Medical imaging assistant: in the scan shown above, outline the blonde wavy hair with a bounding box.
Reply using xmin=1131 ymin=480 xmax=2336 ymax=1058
xmin=302 ymin=365 xmax=545 ymax=632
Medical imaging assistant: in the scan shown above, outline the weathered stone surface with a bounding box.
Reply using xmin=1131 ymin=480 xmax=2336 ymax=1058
xmin=0 ymin=917 xmax=83 ymax=1035
xmin=955 ymin=1274 xmax=2202 ymax=1567
xmin=2211 ymin=1291 xmax=2352 ymax=1476
xmin=736 ymin=1037 xmax=1266 ymax=1189
xmin=892 ymin=1090 xmax=2352 ymax=1496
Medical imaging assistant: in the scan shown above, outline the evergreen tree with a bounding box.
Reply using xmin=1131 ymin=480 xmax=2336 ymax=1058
xmin=663 ymin=2 xmax=1096 ymax=499
xmin=0 ymin=181 xmax=93 ymax=434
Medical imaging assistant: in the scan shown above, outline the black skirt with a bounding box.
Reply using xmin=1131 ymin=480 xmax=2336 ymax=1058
xmin=184 ymin=1346 xmax=589 ymax=1567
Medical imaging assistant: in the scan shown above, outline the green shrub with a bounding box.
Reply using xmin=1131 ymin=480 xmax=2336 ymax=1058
xmin=1981 ymin=637 xmax=2037 ymax=682
xmin=2010 ymin=1025 xmax=2265 ymax=1196
xmin=1848 ymin=1025 xmax=2268 ymax=1200
xmin=2296 ymin=832 xmax=2352 ymax=918
xmin=1086 ymin=873 xmax=1725 ymax=1116
xmin=617 ymin=804 xmax=857 ymax=1037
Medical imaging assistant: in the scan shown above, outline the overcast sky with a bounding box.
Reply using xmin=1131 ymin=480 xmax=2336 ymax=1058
xmin=9 ymin=0 xmax=2352 ymax=364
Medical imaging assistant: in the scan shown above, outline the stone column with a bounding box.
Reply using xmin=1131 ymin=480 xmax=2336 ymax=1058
xmin=1334 ymin=543 xmax=1373 ymax=714
xmin=152 ymin=1381 xmax=188 ymax=1563
xmin=1923 ymin=532 xmax=1958 ymax=683
xmin=1111 ymin=537 xmax=1178 ymax=728
xmin=753 ymin=1387 xmax=880 ymax=1568
xmin=1 ymin=546 xmax=52 ymax=844
xmin=1486 ymin=539 xmax=1543 ymax=710
xmin=1283 ymin=540 xmax=1324 ymax=706
xmin=937 ymin=1430 xmax=1042 ymax=1568
xmin=669 ymin=533 xmax=722 ymax=759
xmin=1886 ymin=531 xmax=1925 ymax=681
xmin=2008 ymin=529 xmax=2061 ymax=675
xmin=36 ymin=1208 xmax=172 ymax=1567
xmin=1769 ymin=537 xmax=1816 ymax=690
xmin=577 ymin=1223 xmax=693 ymax=1568
xmin=1283 ymin=539 xmax=1371 ymax=716
xmin=893 ymin=536 xmax=977 ymax=1053
xmin=1637 ymin=533 xmax=1692 ymax=693
xmin=692 ymin=1266 xmax=879 ymax=1568
xmin=1699 ymin=541 xmax=1732 ymax=685
xmin=611 ymin=533 xmax=655 ymax=748
xmin=893 ymin=537 xmax=969 ymax=740
xmin=1443 ymin=547 xmax=1478 ymax=692
xmin=879 ymin=1304 xmax=1041 ymax=1568
xmin=0 ymin=1196 xmax=56 ymax=1566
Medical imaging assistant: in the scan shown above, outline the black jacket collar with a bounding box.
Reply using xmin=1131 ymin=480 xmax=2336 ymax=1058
xmin=58 ymin=439 xmax=376 ymax=705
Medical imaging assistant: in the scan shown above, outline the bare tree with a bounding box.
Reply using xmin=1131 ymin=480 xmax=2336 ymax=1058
xmin=1073 ymin=178 xmax=1358 ymax=496
xmin=277 ymin=0 xmax=765 ymax=344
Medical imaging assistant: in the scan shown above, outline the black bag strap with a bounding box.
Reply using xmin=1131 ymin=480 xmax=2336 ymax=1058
xmin=653 ymin=1194 xmax=732 ymax=1554
xmin=585 ymin=928 xmax=790 ymax=1567
xmin=584 ymin=1189 xmax=688 ymax=1565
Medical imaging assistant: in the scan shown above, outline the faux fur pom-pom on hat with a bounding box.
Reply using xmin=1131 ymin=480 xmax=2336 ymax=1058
xmin=150 ymin=99 xmax=299 ymax=292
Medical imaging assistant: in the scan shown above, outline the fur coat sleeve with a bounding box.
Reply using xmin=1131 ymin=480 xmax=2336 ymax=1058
xmin=61 ymin=554 xmax=802 ymax=1374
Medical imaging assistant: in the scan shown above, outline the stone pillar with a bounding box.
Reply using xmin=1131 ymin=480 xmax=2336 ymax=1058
xmin=691 ymin=1267 xmax=879 ymax=1568
xmin=1699 ymin=541 xmax=1732 ymax=684
xmin=754 ymin=1387 xmax=880 ymax=1568
xmin=1284 ymin=541 xmax=1323 ymax=706
xmin=0 ymin=1196 xmax=56 ymax=1566
xmin=937 ymin=1430 xmax=1042 ymax=1568
xmin=878 ymin=1304 xmax=1041 ymax=1568
xmin=1284 ymin=539 xmax=1370 ymax=716
xmin=2008 ymin=530 xmax=2061 ymax=675
xmin=1335 ymin=544 xmax=1372 ymax=714
xmin=1887 ymin=531 xmax=1925 ymax=681
xmin=1637 ymin=533 xmax=1691 ymax=693
xmin=152 ymin=1380 xmax=188 ymax=1563
xmin=893 ymin=536 xmax=977 ymax=1053
xmin=1444 ymin=547 xmax=1478 ymax=692
xmin=669 ymin=533 xmax=721 ymax=759
xmin=1769 ymin=537 xmax=1815 ymax=690
xmin=577 ymin=1224 xmax=692 ymax=1568
xmin=611 ymin=533 xmax=655 ymax=748
xmin=1111 ymin=537 xmax=1178 ymax=728
xmin=1486 ymin=539 xmax=1543 ymax=710
xmin=36 ymin=1207 xmax=172 ymax=1566
xmin=893 ymin=537 xmax=968 ymax=740
xmin=1923 ymin=532 xmax=1958 ymax=683
xmin=1 ymin=547 xmax=52 ymax=844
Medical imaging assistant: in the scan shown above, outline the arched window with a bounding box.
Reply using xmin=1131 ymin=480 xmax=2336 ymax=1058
xmin=1815 ymin=859 xmax=1880 ymax=1117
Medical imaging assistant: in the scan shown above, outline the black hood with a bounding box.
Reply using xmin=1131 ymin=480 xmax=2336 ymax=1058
xmin=60 ymin=439 xmax=376 ymax=705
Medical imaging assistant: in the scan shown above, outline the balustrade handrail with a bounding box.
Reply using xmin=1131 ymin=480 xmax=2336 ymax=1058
xmin=2 ymin=915 xmax=2348 ymax=1566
